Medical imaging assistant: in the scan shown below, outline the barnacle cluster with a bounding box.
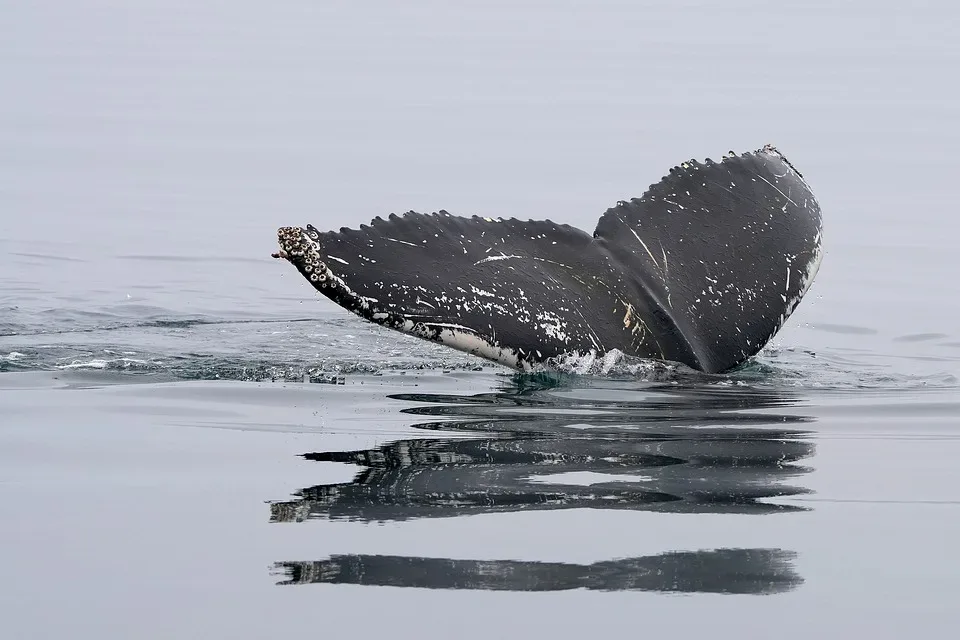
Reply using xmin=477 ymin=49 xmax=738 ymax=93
xmin=274 ymin=226 xmax=335 ymax=290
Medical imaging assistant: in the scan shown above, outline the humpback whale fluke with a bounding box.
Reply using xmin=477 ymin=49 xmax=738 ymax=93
xmin=273 ymin=145 xmax=823 ymax=374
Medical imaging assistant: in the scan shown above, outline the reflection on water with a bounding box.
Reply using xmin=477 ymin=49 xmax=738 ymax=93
xmin=271 ymin=374 xmax=816 ymax=594
xmin=272 ymin=377 xmax=815 ymax=522
xmin=275 ymin=549 xmax=801 ymax=595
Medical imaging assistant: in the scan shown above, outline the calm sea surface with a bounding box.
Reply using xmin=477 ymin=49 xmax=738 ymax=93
xmin=2 ymin=1 xmax=959 ymax=638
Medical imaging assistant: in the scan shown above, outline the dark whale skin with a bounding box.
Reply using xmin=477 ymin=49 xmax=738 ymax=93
xmin=274 ymin=145 xmax=822 ymax=374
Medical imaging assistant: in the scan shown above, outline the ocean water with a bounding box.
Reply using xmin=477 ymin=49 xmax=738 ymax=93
xmin=2 ymin=1 xmax=960 ymax=637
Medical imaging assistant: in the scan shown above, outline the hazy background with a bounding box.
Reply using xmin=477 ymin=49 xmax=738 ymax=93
xmin=3 ymin=0 xmax=958 ymax=353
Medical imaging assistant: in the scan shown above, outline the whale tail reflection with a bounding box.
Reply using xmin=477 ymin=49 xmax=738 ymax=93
xmin=275 ymin=548 xmax=801 ymax=595
xmin=271 ymin=378 xmax=815 ymax=594
xmin=271 ymin=382 xmax=815 ymax=523
xmin=271 ymin=430 xmax=813 ymax=523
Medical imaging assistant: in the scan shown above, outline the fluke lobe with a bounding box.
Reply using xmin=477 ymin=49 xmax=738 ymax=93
xmin=273 ymin=145 xmax=823 ymax=374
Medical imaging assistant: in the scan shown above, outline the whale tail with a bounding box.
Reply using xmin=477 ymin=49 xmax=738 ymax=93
xmin=275 ymin=145 xmax=822 ymax=373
